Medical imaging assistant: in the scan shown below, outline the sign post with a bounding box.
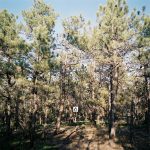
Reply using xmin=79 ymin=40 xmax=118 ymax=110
xmin=73 ymin=106 xmax=78 ymax=123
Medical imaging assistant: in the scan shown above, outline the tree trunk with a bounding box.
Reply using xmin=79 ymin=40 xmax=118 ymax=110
xmin=15 ymin=98 xmax=19 ymax=130
xmin=130 ymin=100 xmax=134 ymax=143
xmin=44 ymin=106 xmax=48 ymax=125
xmin=55 ymin=63 xmax=66 ymax=134
xmin=55 ymin=100 xmax=64 ymax=134
xmin=5 ymin=100 xmax=11 ymax=137
xmin=29 ymin=75 xmax=38 ymax=148
xmin=109 ymin=64 xmax=116 ymax=139
xmin=92 ymin=108 xmax=96 ymax=126
xmin=144 ymin=64 xmax=150 ymax=134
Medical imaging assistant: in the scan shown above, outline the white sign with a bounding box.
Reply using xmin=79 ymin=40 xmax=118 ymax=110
xmin=73 ymin=106 xmax=78 ymax=112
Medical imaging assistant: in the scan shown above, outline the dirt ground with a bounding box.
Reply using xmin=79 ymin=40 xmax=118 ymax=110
xmin=1 ymin=124 xmax=149 ymax=150
xmin=42 ymin=126 xmax=124 ymax=150
xmin=56 ymin=125 xmax=123 ymax=150
xmin=44 ymin=125 xmax=149 ymax=150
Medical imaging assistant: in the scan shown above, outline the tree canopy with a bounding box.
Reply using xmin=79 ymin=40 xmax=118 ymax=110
xmin=0 ymin=0 xmax=149 ymax=149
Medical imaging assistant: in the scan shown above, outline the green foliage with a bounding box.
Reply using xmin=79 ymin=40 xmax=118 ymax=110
xmin=63 ymin=15 xmax=90 ymax=50
xmin=0 ymin=1 xmax=150 ymax=148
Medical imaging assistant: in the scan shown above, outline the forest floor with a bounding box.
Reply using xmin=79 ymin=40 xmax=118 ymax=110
xmin=0 ymin=123 xmax=149 ymax=150
xmin=45 ymin=124 xmax=149 ymax=150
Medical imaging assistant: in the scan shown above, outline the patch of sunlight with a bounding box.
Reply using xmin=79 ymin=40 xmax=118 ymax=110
xmin=11 ymin=140 xmax=20 ymax=145
xmin=42 ymin=145 xmax=59 ymax=150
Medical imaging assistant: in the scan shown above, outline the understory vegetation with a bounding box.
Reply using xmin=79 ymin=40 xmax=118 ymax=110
xmin=0 ymin=0 xmax=150 ymax=149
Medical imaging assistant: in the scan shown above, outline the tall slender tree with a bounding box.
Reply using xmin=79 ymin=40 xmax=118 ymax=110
xmin=22 ymin=0 xmax=57 ymax=146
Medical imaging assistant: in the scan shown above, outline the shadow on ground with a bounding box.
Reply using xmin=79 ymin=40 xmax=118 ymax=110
xmin=0 ymin=123 xmax=149 ymax=150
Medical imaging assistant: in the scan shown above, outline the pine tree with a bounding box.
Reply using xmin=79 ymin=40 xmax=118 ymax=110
xmin=94 ymin=0 xmax=138 ymax=139
xmin=134 ymin=13 xmax=150 ymax=133
xmin=22 ymin=0 xmax=57 ymax=146
xmin=0 ymin=9 xmax=27 ymax=138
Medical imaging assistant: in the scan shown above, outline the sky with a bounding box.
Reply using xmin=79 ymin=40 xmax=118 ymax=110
xmin=0 ymin=0 xmax=150 ymax=33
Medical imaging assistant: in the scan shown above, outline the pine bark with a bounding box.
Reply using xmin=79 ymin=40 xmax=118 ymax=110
xmin=109 ymin=64 xmax=116 ymax=139
xmin=55 ymin=63 xmax=66 ymax=134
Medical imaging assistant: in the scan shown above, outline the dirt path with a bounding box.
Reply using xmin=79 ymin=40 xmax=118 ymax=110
xmin=6 ymin=124 xmax=148 ymax=149
xmin=54 ymin=125 xmax=124 ymax=150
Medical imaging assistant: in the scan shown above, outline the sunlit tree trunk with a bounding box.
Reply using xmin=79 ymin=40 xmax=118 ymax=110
xmin=5 ymin=99 xmax=11 ymax=137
